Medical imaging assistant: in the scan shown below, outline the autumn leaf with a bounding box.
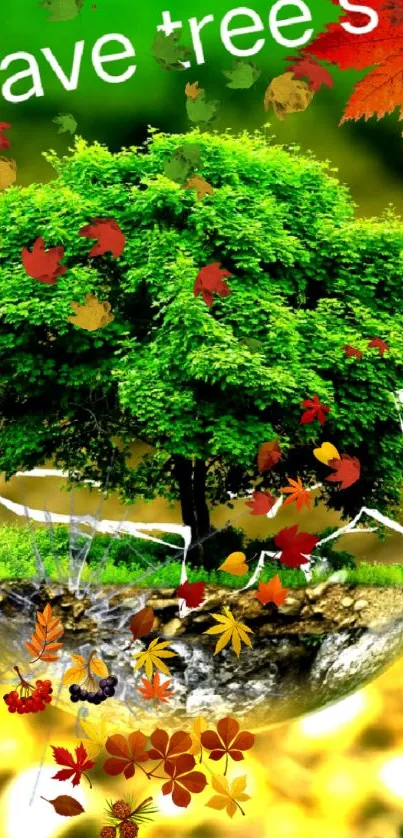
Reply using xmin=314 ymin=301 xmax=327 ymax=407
xmin=264 ymin=72 xmax=314 ymax=120
xmin=255 ymin=575 xmax=290 ymax=607
xmin=51 ymin=742 xmax=95 ymax=788
xmin=300 ymin=395 xmax=330 ymax=425
xmin=189 ymin=715 xmax=208 ymax=758
xmin=274 ymin=525 xmax=319 ymax=569
xmin=0 ymin=157 xmax=16 ymax=190
xmin=164 ymin=144 xmax=201 ymax=185
xmin=152 ymin=29 xmax=191 ymax=71
xmin=223 ymin=59 xmax=261 ymax=89
xmin=182 ymin=174 xmax=214 ymax=201
xmin=25 ymin=602 xmax=63 ymax=663
xmin=286 ymin=56 xmax=334 ymax=91
xmin=133 ymin=637 xmax=177 ymax=679
xmin=245 ymin=490 xmax=276 ymax=515
xmin=368 ymin=337 xmax=390 ymax=355
xmin=137 ymin=672 xmax=174 ymax=704
xmin=22 ymin=237 xmax=67 ymax=285
xmin=206 ymin=774 xmax=250 ymax=818
xmin=79 ymin=218 xmax=125 ymax=259
xmin=342 ymin=344 xmax=363 ymax=360
xmin=280 ymin=477 xmax=312 ymax=511
xmin=104 ymin=731 xmax=149 ymax=779
xmin=62 ymin=651 xmax=108 ymax=689
xmin=313 ymin=441 xmax=340 ymax=465
xmin=201 ymin=717 xmax=254 ymax=772
xmin=326 ymin=454 xmax=361 ymax=490
xmin=147 ymin=728 xmax=192 ymax=770
xmin=52 ymin=113 xmax=77 ymax=135
xmin=186 ymin=91 xmax=220 ymax=124
xmin=185 ymin=81 xmax=204 ymax=100
xmin=384 ymin=0 xmax=403 ymax=25
xmin=176 ymin=580 xmax=206 ymax=608
xmin=257 ymin=439 xmax=282 ymax=472
xmin=79 ymin=716 xmax=111 ymax=760
xmin=41 ymin=795 xmax=85 ymax=817
xmin=204 ymin=607 xmax=253 ymax=657
xmin=161 ymin=753 xmax=207 ymax=808
xmin=194 ymin=262 xmax=232 ymax=307
xmin=0 ymin=121 xmax=11 ymax=149
xmin=68 ymin=293 xmax=114 ymax=332
xmin=218 ymin=552 xmax=249 ymax=576
xmin=129 ymin=606 xmax=155 ymax=641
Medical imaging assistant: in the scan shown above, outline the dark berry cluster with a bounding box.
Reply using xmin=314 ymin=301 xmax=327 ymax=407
xmin=69 ymin=675 xmax=118 ymax=705
xmin=3 ymin=679 xmax=53 ymax=714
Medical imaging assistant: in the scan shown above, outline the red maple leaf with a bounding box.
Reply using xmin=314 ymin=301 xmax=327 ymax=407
xmin=286 ymin=56 xmax=334 ymax=91
xmin=193 ymin=262 xmax=232 ymax=307
xmin=383 ymin=0 xmax=403 ymax=25
xmin=161 ymin=753 xmax=207 ymax=808
xmin=245 ymin=491 xmax=276 ymax=515
xmin=255 ymin=575 xmax=290 ymax=606
xmin=367 ymin=337 xmax=390 ymax=355
xmin=300 ymin=395 xmax=330 ymax=426
xmin=79 ymin=218 xmax=126 ymax=259
xmin=176 ymin=580 xmax=206 ymax=608
xmin=274 ymin=525 xmax=319 ymax=569
xmin=326 ymin=454 xmax=361 ymax=490
xmin=51 ymin=742 xmax=95 ymax=788
xmin=0 ymin=121 xmax=11 ymax=149
xmin=257 ymin=439 xmax=282 ymax=472
xmin=342 ymin=344 xmax=363 ymax=359
xmin=22 ymin=237 xmax=67 ymax=285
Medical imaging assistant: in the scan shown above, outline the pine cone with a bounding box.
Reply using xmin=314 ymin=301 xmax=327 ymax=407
xmin=100 ymin=827 xmax=117 ymax=838
xmin=119 ymin=822 xmax=138 ymax=838
xmin=111 ymin=800 xmax=132 ymax=820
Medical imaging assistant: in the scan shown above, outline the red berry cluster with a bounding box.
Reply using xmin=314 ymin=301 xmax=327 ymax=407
xmin=3 ymin=679 xmax=53 ymax=714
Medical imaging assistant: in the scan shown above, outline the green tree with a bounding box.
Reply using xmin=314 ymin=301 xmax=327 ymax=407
xmin=0 ymin=129 xmax=402 ymax=566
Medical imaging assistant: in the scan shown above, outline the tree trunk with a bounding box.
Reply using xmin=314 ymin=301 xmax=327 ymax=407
xmin=173 ymin=455 xmax=212 ymax=567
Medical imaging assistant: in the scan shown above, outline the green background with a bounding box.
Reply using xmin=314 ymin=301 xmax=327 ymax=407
xmin=1 ymin=0 xmax=403 ymax=215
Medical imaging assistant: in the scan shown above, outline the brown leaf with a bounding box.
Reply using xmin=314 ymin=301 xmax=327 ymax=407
xmin=130 ymin=606 xmax=155 ymax=640
xmin=41 ymin=795 xmax=85 ymax=817
xmin=264 ymin=72 xmax=314 ymax=120
xmin=0 ymin=157 xmax=16 ymax=190
xmin=68 ymin=293 xmax=114 ymax=332
xmin=182 ymin=174 xmax=214 ymax=201
xmin=257 ymin=439 xmax=281 ymax=472
xmin=185 ymin=81 xmax=204 ymax=100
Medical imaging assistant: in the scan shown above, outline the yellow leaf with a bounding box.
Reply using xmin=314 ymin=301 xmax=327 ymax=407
xmin=313 ymin=441 xmax=340 ymax=465
xmin=80 ymin=717 xmax=111 ymax=760
xmin=0 ymin=157 xmax=16 ymax=190
xmin=89 ymin=657 xmax=109 ymax=678
xmin=264 ymin=72 xmax=314 ymax=120
xmin=204 ymin=608 xmax=253 ymax=657
xmin=206 ymin=774 xmax=250 ymax=819
xmin=62 ymin=663 xmax=87 ymax=687
xmin=189 ymin=715 xmax=208 ymax=755
xmin=133 ymin=637 xmax=177 ymax=680
xmin=68 ymin=293 xmax=114 ymax=332
xmin=218 ymin=552 xmax=249 ymax=576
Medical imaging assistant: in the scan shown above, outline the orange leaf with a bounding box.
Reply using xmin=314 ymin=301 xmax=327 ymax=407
xmin=218 ymin=552 xmax=249 ymax=576
xmin=280 ymin=476 xmax=312 ymax=511
xmin=25 ymin=602 xmax=64 ymax=663
xmin=255 ymin=575 xmax=290 ymax=606
xmin=129 ymin=607 xmax=155 ymax=641
xmin=137 ymin=673 xmax=174 ymax=704
xmin=185 ymin=81 xmax=204 ymax=100
xmin=257 ymin=439 xmax=281 ymax=472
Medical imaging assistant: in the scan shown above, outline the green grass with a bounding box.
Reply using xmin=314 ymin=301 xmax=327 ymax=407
xmin=0 ymin=524 xmax=402 ymax=587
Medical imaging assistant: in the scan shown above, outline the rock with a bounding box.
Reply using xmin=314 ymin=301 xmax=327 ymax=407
xmin=301 ymin=605 xmax=313 ymax=618
xmin=341 ymin=597 xmax=354 ymax=608
xmin=311 ymin=606 xmax=325 ymax=618
xmin=72 ymin=602 xmax=86 ymax=620
xmin=162 ymin=618 xmax=184 ymax=638
xmin=278 ymin=598 xmax=302 ymax=617
xmin=43 ymin=584 xmax=64 ymax=601
xmin=339 ymin=616 xmax=357 ymax=627
xmin=305 ymin=582 xmax=329 ymax=602
xmin=354 ymin=599 xmax=369 ymax=612
xmin=145 ymin=598 xmax=178 ymax=610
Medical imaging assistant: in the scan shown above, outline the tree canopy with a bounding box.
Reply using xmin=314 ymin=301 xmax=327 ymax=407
xmin=0 ymin=128 xmax=402 ymax=551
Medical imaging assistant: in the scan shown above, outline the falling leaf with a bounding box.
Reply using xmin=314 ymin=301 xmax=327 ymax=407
xmin=147 ymin=728 xmax=192 ymax=769
xmin=25 ymin=602 xmax=63 ymax=663
xmin=40 ymin=0 xmax=84 ymax=22
xmin=152 ymin=29 xmax=191 ymax=70
xmin=51 ymin=742 xmax=95 ymax=788
xmin=342 ymin=344 xmax=363 ymax=360
xmin=0 ymin=157 xmax=16 ymax=190
xmin=326 ymin=454 xmax=361 ymax=490
xmin=368 ymin=337 xmax=390 ymax=355
xmin=274 ymin=525 xmax=319 ymax=569
xmin=313 ymin=441 xmax=340 ymax=465
xmin=133 ymin=637 xmax=177 ymax=679
xmin=176 ymin=580 xmax=206 ymax=608
xmin=164 ymin=144 xmax=201 ymax=185
xmin=41 ymin=795 xmax=85 ymax=817
xmin=104 ymin=731 xmax=149 ymax=779
xmin=185 ymin=81 xmax=204 ymax=100
xmin=161 ymin=753 xmax=207 ymax=808
xmin=245 ymin=490 xmax=276 ymax=516
xmin=0 ymin=122 xmax=11 ymax=149
xmin=280 ymin=477 xmax=312 ymax=511
xmin=182 ymin=174 xmax=214 ymax=201
xmin=300 ymin=395 xmax=330 ymax=425
xmin=257 ymin=439 xmax=282 ymax=472
xmin=264 ymin=72 xmax=314 ymax=120
xmin=189 ymin=716 xmax=208 ymax=757
xmin=218 ymin=552 xmax=249 ymax=576
xmin=52 ymin=113 xmax=77 ymax=135
xmin=201 ymin=717 xmax=254 ymax=768
xmin=22 ymin=237 xmax=67 ymax=285
xmin=186 ymin=91 xmax=220 ymax=124
xmin=137 ymin=673 xmax=174 ymax=704
xmin=255 ymin=575 xmax=290 ymax=606
xmin=79 ymin=218 xmax=125 ymax=259
xmin=129 ymin=606 xmax=155 ymax=641
xmin=194 ymin=262 xmax=232 ymax=307
xmin=204 ymin=607 xmax=253 ymax=657
xmin=286 ymin=56 xmax=334 ymax=91
xmin=68 ymin=293 xmax=114 ymax=332
xmin=223 ymin=59 xmax=261 ymax=89
xmin=206 ymin=774 xmax=250 ymax=818
xmin=79 ymin=716 xmax=110 ymax=760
